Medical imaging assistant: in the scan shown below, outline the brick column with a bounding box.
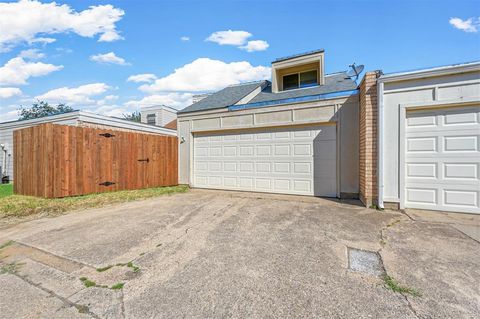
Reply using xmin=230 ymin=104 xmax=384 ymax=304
xmin=359 ymin=71 xmax=380 ymax=207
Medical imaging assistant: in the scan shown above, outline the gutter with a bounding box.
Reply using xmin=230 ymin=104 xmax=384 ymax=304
xmin=228 ymin=89 xmax=359 ymax=112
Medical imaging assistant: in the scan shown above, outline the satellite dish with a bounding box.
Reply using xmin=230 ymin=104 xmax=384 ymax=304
xmin=346 ymin=63 xmax=365 ymax=81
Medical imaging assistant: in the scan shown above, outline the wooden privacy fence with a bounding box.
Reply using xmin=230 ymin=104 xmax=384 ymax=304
xmin=14 ymin=123 xmax=178 ymax=198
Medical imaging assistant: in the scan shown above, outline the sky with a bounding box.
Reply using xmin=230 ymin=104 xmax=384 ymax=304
xmin=0 ymin=0 xmax=479 ymax=122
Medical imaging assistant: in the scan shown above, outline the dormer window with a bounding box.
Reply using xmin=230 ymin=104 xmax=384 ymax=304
xmin=146 ymin=113 xmax=156 ymax=125
xmin=270 ymin=49 xmax=325 ymax=93
xmin=282 ymin=70 xmax=318 ymax=91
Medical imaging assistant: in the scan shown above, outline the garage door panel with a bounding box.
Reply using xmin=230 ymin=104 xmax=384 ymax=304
xmin=443 ymin=189 xmax=478 ymax=207
xmin=443 ymin=163 xmax=478 ymax=180
xmin=193 ymin=125 xmax=336 ymax=196
xmin=443 ymin=135 xmax=478 ymax=152
xmin=407 ymin=163 xmax=437 ymax=179
xmin=405 ymin=106 xmax=480 ymax=213
xmin=443 ymin=108 xmax=479 ymax=125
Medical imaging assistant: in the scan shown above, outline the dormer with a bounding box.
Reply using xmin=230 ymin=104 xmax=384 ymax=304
xmin=271 ymin=49 xmax=325 ymax=93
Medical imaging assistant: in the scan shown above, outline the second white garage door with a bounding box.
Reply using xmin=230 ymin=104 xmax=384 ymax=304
xmin=405 ymin=106 xmax=480 ymax=214
xmin=193 ymin=125 xmax=337 ymax=196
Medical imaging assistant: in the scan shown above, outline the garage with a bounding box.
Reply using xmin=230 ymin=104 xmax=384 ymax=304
xmin=404 ymin=106 xmax=480 ymax=214
xmin=193 ymin=125 xmax=337 ymax=196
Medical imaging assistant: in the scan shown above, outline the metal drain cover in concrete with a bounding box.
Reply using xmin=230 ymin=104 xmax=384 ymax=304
xmin=348 ymin=247 xmax=385 ymax=277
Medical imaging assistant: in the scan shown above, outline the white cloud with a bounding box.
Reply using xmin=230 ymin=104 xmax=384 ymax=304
xmin=206 ymin=30 xmax=252 ymax=46
xmin=449 ymin=17 xmax=480 ymax=33
xmin=139 ymin=58 xmax=270 ymax=93
xmin=125 ymin=93 xmax=193 ymax=110
xmin=0 ymin=0 xmax=124 ymax=51
xmin=0 ymin=87 xmax=22 ymax=98
xmin=180 ymin=36 xmax=190 ymax=42
xmin=36 ymin=83 xmax=111 ymax=105
xmin=93 ymin=104 xmax=126 ymax=118
xmin=206 ymin=30 xmax=269 ymax=52
xmin=96 ymin=94 xmax=119 ymax=106
xmin=90 ymin=52 xmax=129 ymax=65
xmin=19 ymin=49 xmax=45 ymax=60
xmin=0 ymin=107 xmax=20 ymax=122
xmin=240 ymin=40 xmax=269 ymax=52
xmin=0 ymin=57 xmax=63 ymax=86
xmin=127 ymin=73 xmax=157 ymax=83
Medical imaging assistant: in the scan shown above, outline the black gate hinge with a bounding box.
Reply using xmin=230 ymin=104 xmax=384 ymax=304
xmin=99 ymin=133 xmax=115 ymax=138
xmin=99 ymin=181 xmax=116 ymax=186
xmin=137 ymin=158 xmax=150 ymax=163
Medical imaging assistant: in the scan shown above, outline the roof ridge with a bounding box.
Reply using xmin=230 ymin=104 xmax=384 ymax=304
xmin=227 ymin=80 xmax=269 ymax=88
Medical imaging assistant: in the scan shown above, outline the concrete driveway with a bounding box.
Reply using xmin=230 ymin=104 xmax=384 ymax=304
xmin=0 ymin=190 xmax=479 ymax=318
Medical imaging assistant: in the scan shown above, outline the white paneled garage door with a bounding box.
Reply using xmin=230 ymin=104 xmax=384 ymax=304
xmin=193 ymin=125 xmax=337 ymax=197
xmin=405 ymin=106 xmax=480 ymax=214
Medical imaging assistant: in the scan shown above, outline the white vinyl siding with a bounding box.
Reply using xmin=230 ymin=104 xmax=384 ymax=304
xmin=193 ymin=125 xmax=337 ymax=196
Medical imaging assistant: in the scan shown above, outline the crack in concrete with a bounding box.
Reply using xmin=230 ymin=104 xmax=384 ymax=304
xmin=119 ymin=289 xmax=126 ymax=319
xmin=404 ymin=295 xmax=421 ymax=319
xmin=378 ymin=217 xmax=422 ymax=318
xmin=10 ymin=271 xmax=101 ymax=319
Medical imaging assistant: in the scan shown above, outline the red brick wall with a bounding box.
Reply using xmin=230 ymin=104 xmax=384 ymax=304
xmin=359 ymin=71 xmax=380 ymax=206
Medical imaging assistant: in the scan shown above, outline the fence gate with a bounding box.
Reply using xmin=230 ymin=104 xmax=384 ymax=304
xmin=14 ymin=123 xmax=178 ymax=198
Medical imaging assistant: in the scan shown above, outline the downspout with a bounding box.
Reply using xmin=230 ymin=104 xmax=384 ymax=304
xmin=377 ymin=80 xmax=384 ymax=209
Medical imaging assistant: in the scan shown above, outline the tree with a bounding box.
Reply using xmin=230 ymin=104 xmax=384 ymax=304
xmin=19 ymin=100 xmax=74 ymax=120
xmin=123 ymin=111 xmax=141 ymax=122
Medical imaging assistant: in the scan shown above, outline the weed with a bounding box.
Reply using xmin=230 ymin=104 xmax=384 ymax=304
xmin=110 ymin=282 xmax=124 ymax=290
xmin=96 ymin=265 xmax=113 ymax=272
xmin=75 ymin=305 xmax=89 ymax=314
xmin=383 ymin=275 xmax=421 ymax=297
xmin=126 ymin=261 xmax=140 ymax=273
xmin=0 ymin=240 xmax=13 ymax=250
xmin=0 ymin=262 xmax=20 ymax=274
xmin=387 ymin=220 xmax=401 ymax=228
xmin=79 ymin=277 xmax=97 ymax=288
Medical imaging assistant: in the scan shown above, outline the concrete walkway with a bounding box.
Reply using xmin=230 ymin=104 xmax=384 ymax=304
xmin=0 ymin=190 xmax=479 ymax=318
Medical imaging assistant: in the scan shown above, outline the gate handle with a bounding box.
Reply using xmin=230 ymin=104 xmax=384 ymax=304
xmin=137 ymin=158 xmax=149 ymax=163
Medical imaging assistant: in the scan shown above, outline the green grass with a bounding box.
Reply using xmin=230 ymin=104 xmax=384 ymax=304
xmin=126 ymin=261 xmax=140 ymax=273
xmin=79 ymin=277 xmax=97 ymax=288
xmin=0 ymin=262 xmax=21 ymax=274
xmin=96 ymin=265 xmax=113 ymax=272
xmin=0 ymin=240 xmax=13 ymax=250
xmin=0 ymin=185 xmax=189 ymax=219
xmin=110 ymin=282 xmax=124 ymax=290
xmin=383 ymin=275 xmax=421 ymax=297
xmin=0 ymin=184 xmax=13 ymax=198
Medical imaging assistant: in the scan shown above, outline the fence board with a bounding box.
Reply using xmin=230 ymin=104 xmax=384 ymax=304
xmin=14 ymin=124 xmax=178 ymax=198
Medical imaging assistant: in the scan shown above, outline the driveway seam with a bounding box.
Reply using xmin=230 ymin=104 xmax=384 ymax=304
xmin=13 ymin=240 xmax=97 ymax=270
xmin=448 ymin=225 xmax=480 ymax=245
xmin=9 ymin=271 xmax=101 ymax=319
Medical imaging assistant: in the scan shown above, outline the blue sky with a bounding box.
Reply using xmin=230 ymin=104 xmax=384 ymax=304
xmin=0 ymin=0 xmax=479 ymax=121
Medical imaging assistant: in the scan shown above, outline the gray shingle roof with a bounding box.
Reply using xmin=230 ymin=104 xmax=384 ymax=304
xmin=178 ymin=72 xmax=357 ymax=114
xmin=178 ymin=81 xmax=266 ymax=114
xmin=249 ymin=72 xmax=356 ymax=104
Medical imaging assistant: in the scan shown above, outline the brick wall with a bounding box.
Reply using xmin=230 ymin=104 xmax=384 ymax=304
xmin=359 ymin=71 xmax=380 ymax=206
